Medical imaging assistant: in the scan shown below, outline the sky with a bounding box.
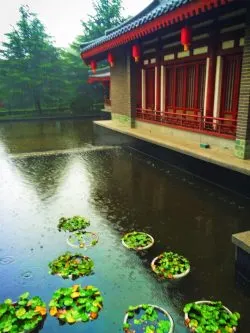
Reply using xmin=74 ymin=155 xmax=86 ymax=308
xmin=0 ymin=0 xmax=151 ymax=48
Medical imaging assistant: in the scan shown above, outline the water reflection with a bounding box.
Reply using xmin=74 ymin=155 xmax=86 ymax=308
xmin=14 ymin=156 xmax=69 ymax=201
xmin=86 ymin=148 xmax=250 ymax=324
xmin=0 ymin=120 xmax=250 ymax=332
xmin=0 ymin=120 xmax=94 ymax=153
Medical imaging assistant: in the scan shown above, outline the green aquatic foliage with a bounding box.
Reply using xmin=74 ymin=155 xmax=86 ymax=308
xmin=123 ymin=304 xmax=171 ymax=333
xmin=122 ymin=232 xmax=153 ymax=250
xmin=153 ymin=252 xmax=190 ymax=279
xmin=49 ymin=285 xmax=103 ymax=324
xmin=57 ymin=216 xmax=90 ymax=232
xmin=0 ymin=292 xmax=46 ymax=333
xmin=48 ymin=252 xmax=94 ymax=280
xmin=184 ymin=301 xmax=240 ymax=333
xmin=67 ymin=231 xmax=99 ymax=249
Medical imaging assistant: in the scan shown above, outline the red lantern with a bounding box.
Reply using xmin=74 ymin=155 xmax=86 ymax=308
xmin=90 ymin=60 xmax=97 ymax=73
xmin=132 ymin=44 xmax=141 ymax=63
xmin=107 ymin=52 xmax=115 ymax=67
xmin=181 ymin=26 xmax=192 ymax=51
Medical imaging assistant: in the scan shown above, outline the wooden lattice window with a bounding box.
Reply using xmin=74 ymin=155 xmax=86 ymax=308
xmin=220 ymin=54 xmax=242 ymax=119
xmin=165 ymin=61 xmax=206 ymax=114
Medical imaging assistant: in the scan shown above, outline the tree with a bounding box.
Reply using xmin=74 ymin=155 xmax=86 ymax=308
xmin=59 ymin=49 xmax=103 ymax=113
xmin=72 ymin=0 xmax=126 ymax=50
xmin=0 ymin=5 xmax=65 ymax=113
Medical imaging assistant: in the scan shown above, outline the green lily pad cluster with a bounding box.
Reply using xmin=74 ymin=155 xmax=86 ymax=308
xmin=123 ymin=304 xmax=172 ymax=333
xmin=152 ymin=252 xmax=190 ymax=279
xmin=184 ymin=301 xmax=240 ymax=333
xmin=48 ymin=252 xmax=94 ymax=280
xmin=122 ymin=232 xmax=154 ymax=250
xmin=49 ymin=285 xmax=103 ymax=324
xmin=57 ymin=216 xmax=90 ymax=232
xmin=0 ymin=292 xmax=46 ymax=333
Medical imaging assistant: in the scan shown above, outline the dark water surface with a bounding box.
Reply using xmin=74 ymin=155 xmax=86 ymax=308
xmin=0 ymin=119 xmax=249 ymax=333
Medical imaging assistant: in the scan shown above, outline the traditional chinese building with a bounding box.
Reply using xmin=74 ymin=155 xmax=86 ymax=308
xmin=81 ymin=0 xmax=250 ymax=174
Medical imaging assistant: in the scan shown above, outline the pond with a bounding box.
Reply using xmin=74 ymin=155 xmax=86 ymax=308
xmin=0 ymin=119 xmax=249 ymax=333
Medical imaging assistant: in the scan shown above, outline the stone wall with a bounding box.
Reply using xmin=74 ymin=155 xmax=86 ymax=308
xmin=235 ymin=5 xmax=250 ymax=159
xmin=110 ymin=46 xmax=137 ymax=127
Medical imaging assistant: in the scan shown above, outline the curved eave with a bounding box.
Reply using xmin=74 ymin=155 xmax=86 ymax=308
xmin=81 ymin=0 xmax=235 ymax=61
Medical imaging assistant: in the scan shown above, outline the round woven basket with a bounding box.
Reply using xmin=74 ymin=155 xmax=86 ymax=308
xmin=122 ymin=232 xmax=154 ymax=250
xmin=67 ymin=231 xmax=99 ymax=249
xmin=151 ymin=254 xmax=190 ymax=279
xmin=184 ymin=301 xmax=237 ymax=332
xmin=123 ymin=304 xmax=174 ymax=333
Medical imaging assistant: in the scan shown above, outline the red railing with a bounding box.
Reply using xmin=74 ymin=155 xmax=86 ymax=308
xmin=136 ymin=108 xmax=237 ymax=139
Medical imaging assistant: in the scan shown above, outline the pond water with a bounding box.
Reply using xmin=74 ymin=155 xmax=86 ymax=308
xmin=0 ymin=119 xmax=249 ymax=333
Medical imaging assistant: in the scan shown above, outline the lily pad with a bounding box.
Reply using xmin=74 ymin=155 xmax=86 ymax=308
xmin=184 ymin=300 xmax=240 ymax=333
xmin=57 ymin=216 xmax=90 ymax=232
xmin=48 ymin=252 xmax=94 ymax=280
xmin=122 ymin=232 xmax=154 ymax=250
xmin=123 ymin=304 xmax=174 ymax=333
xmin=151 ymin=251 xmax=190 ymax=279
xmin=67 ymin=231 xmax=99 ymax=249
xmin=0 ymin=293 xmax=46 ymax=333
xmin=49 ymin=285 xmax=103 ymax=325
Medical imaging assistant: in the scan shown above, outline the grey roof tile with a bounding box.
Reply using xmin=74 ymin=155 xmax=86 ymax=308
xmin=81 ymin=0 xmax=192 ymax=53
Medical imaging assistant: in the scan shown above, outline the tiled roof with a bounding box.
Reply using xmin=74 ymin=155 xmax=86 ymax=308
xmin=80 ymin=0 xmax=191 ymax=53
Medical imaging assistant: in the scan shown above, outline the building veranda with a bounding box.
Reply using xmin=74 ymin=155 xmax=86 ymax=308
xmin=81 ymin=0 xmax=250 ymax=174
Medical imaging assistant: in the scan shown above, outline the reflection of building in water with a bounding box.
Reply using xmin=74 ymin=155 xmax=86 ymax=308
xmin=14 ymin=155 xmax=69 ymax=200
xmin=86 ymin=147 xmax=250 ymax=311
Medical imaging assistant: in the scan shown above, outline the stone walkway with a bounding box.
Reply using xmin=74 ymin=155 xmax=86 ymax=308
xmin=94 ymin=120 xmax=250 ymax=176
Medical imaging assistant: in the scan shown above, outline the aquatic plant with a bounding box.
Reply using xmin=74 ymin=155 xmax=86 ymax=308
xmin=123 ymin=304 xmax=174 ymax=333
xmin=57 ymin=216 xmax=90 ymax=232
xmin=48 ymin=252 xmax=94 ymax=280
xmin=122 ymin=232 xmax=154 ymax=250
xmin=49 ymin=285 xmax=103 ymax=324
xmin=184 ymin=301 xmax=240 ymax=333
xmin=151 ymin=251 xmax=190 ymax=279
xmin=67 ymin=231 xmax=98 ymax=249
xmin=0 ymin=292 xmax=46 ymax=333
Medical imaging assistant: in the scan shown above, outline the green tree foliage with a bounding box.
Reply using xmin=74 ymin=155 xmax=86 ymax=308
xmin=72 ymin=0 xmax=126 ymax=50
xmin=0 ymin=1 xmax=125 ymax=114
xmin=0 ymin=5 xmax=103 ymax=114
xmin=0 ymin=5 xmax=63 ymax=112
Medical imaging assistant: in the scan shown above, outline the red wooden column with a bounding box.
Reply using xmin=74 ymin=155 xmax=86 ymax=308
xmin=205 ymin=26 xmax=218 ymax=117
xmin=156 ymin=65 xmax=161 ymax=112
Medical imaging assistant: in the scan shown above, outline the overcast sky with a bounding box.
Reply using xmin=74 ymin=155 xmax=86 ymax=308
xmin=0 ymin=0 xmax=151 ymax=48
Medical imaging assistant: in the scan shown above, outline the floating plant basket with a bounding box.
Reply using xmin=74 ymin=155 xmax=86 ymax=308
xmin=67 ymin=231 xmax=99 ymax=249
xmin=49 ymin=285 xmax=103 ymax=325
xmin=57 ymin=216 xmax=90 ymax=233
xmin=0 ymin=292 xmax=47 ymax=333
xmin=123 ymin=304 xmax=174 ymax=333
xmin=184 ymin=300 xmax=240 ymax=333
xmin=48 ymin=252 xmax=94 ymax=280
xmin=122 ymin=231 xmax=154 ymax=251
xmin=151 ymin=251 xmax=190 ymax=279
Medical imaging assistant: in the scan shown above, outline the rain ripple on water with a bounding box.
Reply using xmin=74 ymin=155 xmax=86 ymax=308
xmin=0 ymin=256 xmax=15 ymax=265
xmin=21 ymin=271 xmax=33 ymax=279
